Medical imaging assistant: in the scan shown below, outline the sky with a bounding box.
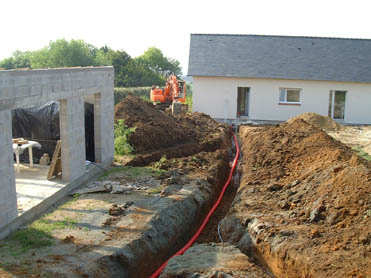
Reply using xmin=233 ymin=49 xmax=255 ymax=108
xmin=1 ymin=0 xmax=371 ymax=74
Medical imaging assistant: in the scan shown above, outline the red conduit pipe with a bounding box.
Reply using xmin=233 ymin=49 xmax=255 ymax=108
xmin=150 ymin=132 xmax=240 ymax=278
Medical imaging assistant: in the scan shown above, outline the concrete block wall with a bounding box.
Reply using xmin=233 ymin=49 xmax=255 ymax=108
xmin=94 ymin=91 xmax=114 ymax=166
xmin=60 ymin=97 xmax=86 ymax=182
xmin=0 ymin=110 xmax=18 ymax=225
xmin=0 ymin=67 xmax=114 ymax=231
xmin=0 ymin=67 xmax=113 ymax=110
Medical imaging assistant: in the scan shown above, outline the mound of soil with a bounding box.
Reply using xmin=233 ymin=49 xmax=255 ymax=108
xmin=160 ymin=243 xmax=271 ymax=278
xmin=288 ymin=112 xmax=342 ymax=131
xmin=114 ymin=96 xmax=230 ymax=165
xmin=114 ymin=96 xmax=194 ymax=153
xmin=221 ymin=119 xmax=371 ymax=278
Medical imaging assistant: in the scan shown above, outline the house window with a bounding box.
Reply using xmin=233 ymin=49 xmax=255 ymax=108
xmin=279 ymin=88 xmax=301 ymax=105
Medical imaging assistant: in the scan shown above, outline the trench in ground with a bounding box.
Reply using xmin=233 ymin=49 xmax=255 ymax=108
xmin=194 ymin=136 xmax=275 ymax=277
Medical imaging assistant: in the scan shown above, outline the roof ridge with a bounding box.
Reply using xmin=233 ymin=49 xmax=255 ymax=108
xmin=190 ymin=33 xmax=371 ymax=41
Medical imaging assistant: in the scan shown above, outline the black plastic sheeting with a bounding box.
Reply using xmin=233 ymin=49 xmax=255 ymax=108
xmin=12 ymin=101 xmax=95 ymax=163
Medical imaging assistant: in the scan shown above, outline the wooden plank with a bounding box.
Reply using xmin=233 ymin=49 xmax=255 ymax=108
xmin=47 ymin=140 xmax=62 ymax=180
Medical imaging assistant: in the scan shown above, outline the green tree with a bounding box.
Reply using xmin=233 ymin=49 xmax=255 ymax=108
xmin=0 ymin=40 xmax=182 ymax=88
xmin=0 ymin=50 xmax=31 ymax=69
xmin=30 ymin=39 xmax=98 ymax=68
xmin=95 ymin=46 xmax=114 ymax=66
xmin=0 ymin=57 xmax=15 ymax=69
xmin=136 ymin=47 xmax=182 ymax=77
xmin=124 ymin=60 xmax=164 ymax=87
xmin=110 ymin=50 xmax=132 ymax=87
xmin=107 ymin=50 xmax=164 ymax=87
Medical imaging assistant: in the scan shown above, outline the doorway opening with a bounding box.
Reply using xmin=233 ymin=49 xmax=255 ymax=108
xmin=237 ymin=87 xmax=250 ymax=117
xmin=328 ymin=90 xmax=346 ymax=120
xmin=11 ymin=101 xmax=66 ymax=215
xmin=84 ymin=101 xmax=95 ymax=163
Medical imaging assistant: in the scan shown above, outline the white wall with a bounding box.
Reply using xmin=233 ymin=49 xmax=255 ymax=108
xmin=192 ymin=76 xmax=371 ymax=124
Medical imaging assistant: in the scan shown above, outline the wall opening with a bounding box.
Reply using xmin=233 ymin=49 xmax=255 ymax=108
xmin=329 ymin=90 xmax=346 ymax=120
xmin=237 ymin=87 xmax=250 ymax=117
xmin=84 ymin=101 xmax=95 ymax=163
xmin=11 ymin=102 xmax=66 ymax=215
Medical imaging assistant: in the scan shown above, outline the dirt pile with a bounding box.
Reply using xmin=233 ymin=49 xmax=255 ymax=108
xmin=114 ymin=96 xmax=230 ymax=165
xmin=160 ymin=243 xmax=271 ymax=278
xmin=114 ymin=96 xmax=195 ymax=154
xmin=221 ymin=119 xmax=371 ymax=278
xmin=288 ymin=112 xmax=342 ymax=131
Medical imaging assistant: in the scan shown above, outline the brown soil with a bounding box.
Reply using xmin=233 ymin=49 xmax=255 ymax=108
xmin=222 ymin=118 xmax=371 ymax=278
xmin=114 ymin=95 xmax=225 ymax=152
xmin=114 ymin=96 xmax=229 ymax=165
xmin=288 ymin=112 xmax=342 ymax=131
xmin=1 ymin=97 xmax=234 ymax=278
xmin=196 ymin=179 xmax=238 ymax=244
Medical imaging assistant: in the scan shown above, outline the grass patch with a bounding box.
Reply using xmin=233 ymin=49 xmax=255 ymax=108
xmin=152 ymin=155 xmax=167 ymax=169
xmin=99 ymin=166 xmax=166 ymax=180
xmin=0 ymin=216 xmax=79 ymax=257
xmin=114 ymin=87 xmax=151 ymax=105
xmin=62 ymin=193 xmax=80 ymax=207
xmin=185 ymin=87 xmax=192 ymax=112
xmin=352 ymin=146 xmax=371 ymax=161
xmin=31 ymin=217 xmax=78 ymax=234
xmin=147 ymin=186 xmax=163 ymax=195
xmin=114 ymin=119 xmax=136 ymax=156
xmin=0 ymin=228 xmax=53 ymax=257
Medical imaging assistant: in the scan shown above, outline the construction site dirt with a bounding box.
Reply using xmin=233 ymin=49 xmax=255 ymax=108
xmin=0 ymin=96 xmax=234 ymax=277
xmin=114 ymin=95 xmax=229 ymax=166
xmin=0 ymin=97 xmax=370 ymax=278
xmin=220 ymin=118 xmax=371 ymax=278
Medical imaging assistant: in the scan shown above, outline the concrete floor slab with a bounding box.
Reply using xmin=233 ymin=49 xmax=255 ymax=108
xmin=15 ymin=164 xmax=67 ymax=215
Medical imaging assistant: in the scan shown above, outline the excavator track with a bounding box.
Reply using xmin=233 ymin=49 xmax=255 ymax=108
xmin=153 ymin=102 xmax=171 ymax=111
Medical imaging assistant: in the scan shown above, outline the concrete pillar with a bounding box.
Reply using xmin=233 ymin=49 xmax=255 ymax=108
xmin=60 ymin=97 xmax=86 ymax=182
xmin=94 ymin=92 xmax=114 ymax=166
xmin=0 ymin=110 xmax=18 ymax=228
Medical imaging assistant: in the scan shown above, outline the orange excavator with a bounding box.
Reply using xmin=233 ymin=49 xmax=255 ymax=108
xmin=150 ymin=74 xmax=187 ymax=112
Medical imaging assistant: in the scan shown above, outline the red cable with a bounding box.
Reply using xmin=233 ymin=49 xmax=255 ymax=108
xmin=150 ymin=132 xmax=240 ymax=278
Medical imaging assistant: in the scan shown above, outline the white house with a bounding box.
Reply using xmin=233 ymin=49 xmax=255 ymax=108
xmin=188 ymin=34 xmax=371 ymax=124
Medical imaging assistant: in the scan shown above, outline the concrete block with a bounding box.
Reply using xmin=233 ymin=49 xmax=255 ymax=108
xmin=0 ymin=109 xmax=11 ymax=124
xmin=0 ymin=128 xmax=12 ymax=147
xmin=0 ymin=209 xmax=8 ymax=225
xmin=0 ymin=151 xmax=12 ymax=170
xmin=0 ymin=169 xmax=17 ymax=228
xmin=0 ymin=87 xmax=14 ymax=101
xmin=30 ymin=84 xmax=42 ymax=96
xmin=60 ymin=96 xmax=86 ymax=182
xmin=15 ymin=86 xmax=31 ymax=98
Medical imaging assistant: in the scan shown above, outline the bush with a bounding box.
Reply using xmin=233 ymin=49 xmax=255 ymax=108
xmin=114 ymin=119 xmax=135 ymax=155
xmin=114 ymin=87 xmax=151 ymax=105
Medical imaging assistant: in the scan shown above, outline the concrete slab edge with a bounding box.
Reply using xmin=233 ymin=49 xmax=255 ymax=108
xmin=0 ymin=164 xmax=105 ymax=240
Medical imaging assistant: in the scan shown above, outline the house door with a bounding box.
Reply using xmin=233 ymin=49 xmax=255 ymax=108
xmin=328 ymin=90 xmax=346 ymax=120
xmin=237 ymin=87 xmax=250 ymax=117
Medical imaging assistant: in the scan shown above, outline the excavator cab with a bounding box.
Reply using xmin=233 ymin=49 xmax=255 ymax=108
xmin=151 ymin=86 xmax=167 ymax=103
xmin=150 ymin=75 xmax=187 ymax=111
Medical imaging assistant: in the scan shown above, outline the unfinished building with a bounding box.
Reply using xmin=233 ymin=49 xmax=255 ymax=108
xmin=0 ymin=67 xmax=114 ymax=238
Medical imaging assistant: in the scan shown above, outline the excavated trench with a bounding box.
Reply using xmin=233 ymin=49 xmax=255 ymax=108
xmin=110 ymin=103 xmax=370 ymax=278
xmin=216 ymin=120 xmax=371 ymax=278
xmin=116 ymin=150 xmax=233 ymax=278
xmin=9 ymin=97 xmax=365 ymax=278
xmin=151 ymin=134 xmax=277 ymax=278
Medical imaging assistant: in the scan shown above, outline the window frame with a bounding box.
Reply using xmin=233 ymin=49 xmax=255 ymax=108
xmin=279 ymin=88 xmax=302 ymax=105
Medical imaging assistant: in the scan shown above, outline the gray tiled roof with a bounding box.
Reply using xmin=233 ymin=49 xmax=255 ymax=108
xmin=188 ymin=34 xmax=371 ymax=83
